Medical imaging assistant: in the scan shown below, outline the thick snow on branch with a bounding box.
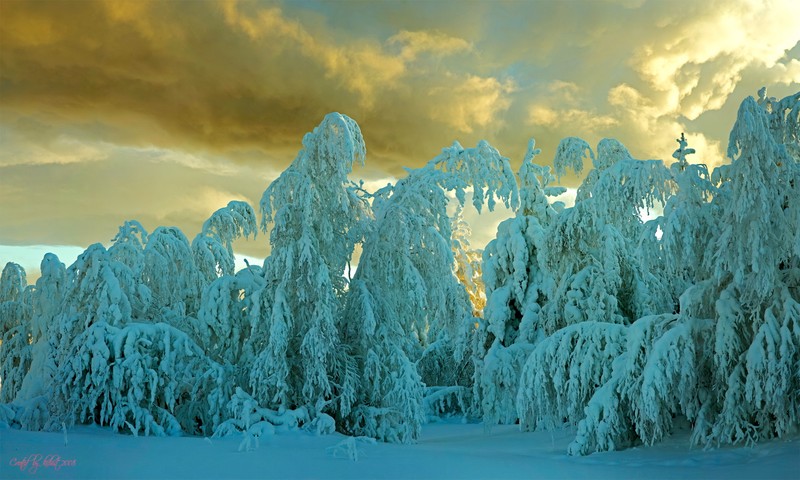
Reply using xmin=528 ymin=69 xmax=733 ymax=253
xmin=50 ymin=322 xmax=228 ymax=437
xmin=518 ymin=321 xmax=627 ymax=433
xmin=567 ymin=315 xmax=699 ymax=455
xmin=193 ymin=201 xmax=257 ymax=280
xmin=428 ymin=139 xmax=519 ymax=213
xmin=142 ymin=228 xmax=199 ymax=318
xmin=109 ymin=220 xmax=148 ymax=278
xmin=553 ymin=136 xmax=594 ymax=181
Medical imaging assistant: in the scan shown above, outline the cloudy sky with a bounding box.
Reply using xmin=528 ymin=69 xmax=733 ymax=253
xmin=1 ymin=0 xmax=798 ymax=279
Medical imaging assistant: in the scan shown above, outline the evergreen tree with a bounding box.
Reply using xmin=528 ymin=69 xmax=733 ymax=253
xmin=192 ymin=200 xmax=257 ymax=283
xmin=518 ymin=89 xmax=800 ymax=456
xmin=14 ymin=254 xmax=67 ymax=425
xmin=474 ymin=140 xmax=557 ymax=425
xmin=686 ymin=92 xmax=800 ymax=447
xmin=108 ymin=220 xmax=149 ymax=279
xmin=0 ymin=262 xmax=33 ymax=403
xmin=343 ymin=139 xmax=518 ymax=440
xmin=142 ymin=227 xmax=200 ymax=322
xmin=248 ymin=113 xmax=368 ymax=422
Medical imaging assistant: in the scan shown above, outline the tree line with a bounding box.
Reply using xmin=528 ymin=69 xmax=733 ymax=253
xmin=1 ymin=88 xmax=797 ymax=454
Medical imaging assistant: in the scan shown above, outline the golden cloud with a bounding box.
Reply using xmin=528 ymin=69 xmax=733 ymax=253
xmin=1 ymin=0 xmax=797 ymax=262
xmin=430 ymin=75 xmax=515 ymax=133
xmin=527 ymin=81 xmax=618 ymax=134
xmin=388 ymin=30 xmax=472 ymax=61
xmin=631 ymin=0 xmax=799 ymax=121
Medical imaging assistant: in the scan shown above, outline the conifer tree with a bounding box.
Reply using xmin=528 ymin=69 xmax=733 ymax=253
xmin=248 ymin=113 xmax=368 ymax=422
xmin=0 ymin=262 xmax=33 ymax=403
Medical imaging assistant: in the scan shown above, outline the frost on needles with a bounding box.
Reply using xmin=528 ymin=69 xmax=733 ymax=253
xmin=0 ymin=90 xmax=798 ymax=455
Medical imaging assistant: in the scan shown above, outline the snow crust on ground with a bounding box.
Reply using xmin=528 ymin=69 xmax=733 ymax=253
xmin=2 ymin=419 xmax=798 ymax=479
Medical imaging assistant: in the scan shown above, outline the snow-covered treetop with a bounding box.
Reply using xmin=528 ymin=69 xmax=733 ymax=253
xmin=553 ymin=137 xmax=636 ymax=183
xmin=591 ymin=158 xmax=674 ymax=215
xmin=372 ymin=169 xmax=453 ymax=241
xmin=553 ymin=136 xmax=594 ymax=181
xmin=38 ymin=253 xmax=66 ymax=282
xmin=0 ymin=262 xmax=27 ymax=303
xmin=143 ymin=227 xmax=199 ymax=314
xmin=554 ymin=137 xmax=665 ymax=210
xmin=31 ymin=253 xmax=67 ymax=338
xmin=111 ymin=220 xmax=148 ymax=246
xmin=672 ymin=133 xmax=696 ymax=171
xmin=64 ymin=243 xmax=143 ymax=327
xmin=109 ymin=220 xmax=149 ymax=277
xmin=259 ymin=112 xmax=371 ymax=297
xmin=261 ymin=112 xmax=366 ymax=229
xmin=297 ymin=112 xmax=366 ymax=178
xmin=428 ymin=140 xmax=519 ymax=213
xmin=757 ymin=87 xmax=800 ymax=160
xmin=199 ymin=201 xmax=257 ymax=248
xmin=553 ymin=135 xmax=674 ymax=236
xmin=36 ymin=253 xmax=67 ymax=310
xmin=595 ymin=138 xmax=634 ymax=170
xmin=194 ymin=201 xmax=257 ymax=278
xmin=667 ymin=134 xmax=713 ymax=205
xmin=518 ymin=139 xmax=561 ymax=222
xmin=727 ymin=96 xmax=775 ymax=163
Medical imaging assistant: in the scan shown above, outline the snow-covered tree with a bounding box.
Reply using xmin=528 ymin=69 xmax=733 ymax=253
xmin=420 ymin=139 xmax=520 ymax=385
xmin=108 ymin=220 xmax=149 ymax=278
xmin=192 ymin=200 xmax=257 ymax=283
xmin=686 ymin=92 xmax=800 ymax=448
xmin=342 ymin=172 xmax=453 ymax=440
xmin=15 ymin=254 xmax=67 ymax=406
xmin=343 ymin=140 xmax=519 ymax=440
xmin=0 ymin=261 xmax=27 ymax=305
xmin=473 ymin=140 xmax=558 ymax=425
xmin=0 ymin=262 xmax=33 ymax=403
xmin=44 ymin=244 xmax=149 ymax=414
xmin=258 ymin=112 xmax=369 ymax=297
xmin=0 ymin=261 xmax=30 ymax=343
xmin=542 ymin=138 xmax=673 ymax=333
xmin=58 ymin=244 xmax=146 ymax=332
xmin=638 ymin=134 xmax=715 ymax=311
xmin=512 ymin=136 xmax=696 ymax=453
xmin=49 ymin=321 xmax=229 ymax=436
xmin=248 ymin=113 xmax=368 ymax=422
xmin=342 ymin=278 xmax=424 ymax=443
xmin=522 ymin=89 xmax=799 ymax=456
xmin=34 ymin=233 xmax=251 ymax=437
xmin=142 ymin=227 xmax=199 ymax=321
xmin=186 ymin=201 xmax=259 ymax=392
xmin=517 ymin=321 xmax=628 ymax=433
xmin=194 ymin=266 xmax=265 ymax=368
xmin=565 ymin=314 xmax=698 ymax=455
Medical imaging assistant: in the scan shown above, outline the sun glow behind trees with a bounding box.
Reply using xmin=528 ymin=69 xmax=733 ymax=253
xmin=0 ymin=89 xmax=798 ymax=455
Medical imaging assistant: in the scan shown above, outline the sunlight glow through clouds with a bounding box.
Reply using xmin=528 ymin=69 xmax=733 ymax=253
xmin=0 ymin=245 xmax=85 ymax=283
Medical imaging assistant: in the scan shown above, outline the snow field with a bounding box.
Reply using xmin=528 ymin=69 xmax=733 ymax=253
xmin=2 ymin=420 xmax=798 ymax=479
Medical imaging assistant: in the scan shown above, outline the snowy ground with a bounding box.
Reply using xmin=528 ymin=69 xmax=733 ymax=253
xmin=2 ymin=419 xmax=798 ymax=479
